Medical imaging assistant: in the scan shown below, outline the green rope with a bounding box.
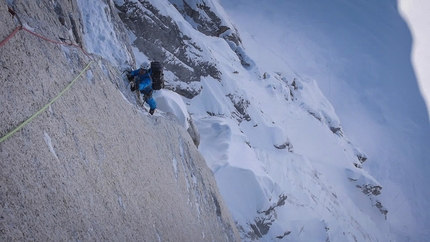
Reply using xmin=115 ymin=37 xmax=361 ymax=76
xmin=0 ymin=61 xmax=94 ymax=143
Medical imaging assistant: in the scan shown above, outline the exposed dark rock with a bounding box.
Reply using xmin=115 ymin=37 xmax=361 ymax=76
xmin=251 ymin=217 xmax=272 ymax=238
xmin=259 ymin=194 xmax=288 ymax=216
xmin=169 ymin=0 xmax=253 ymax=70
xmin=178 ymin=1 xmax=223 ymax=36
xmin=276 ymin=231 xmax=291 ymax=239
xmin=245 ymin=194 xmax=289 ymax=239
xmin=212 ymin=192 xmax=222 ymax=216
xmin=330 ymin=126 xmax=343 ymax=136
xmin=307 ymin=111 xmax=344 ymax=137
xmin=357 ymin=154 xmax=368 ymax=163
xmin=291 ymin=78 xmax=298 ymax=90
xmin=356 ymin=184 xmax=388 ymax=218
xmin=115 ymin=0 xmax=221 ymax=98
xmin=274 ymin=141 xmax=293 ymax=152
xmin=357 ymin=184 xmax=382 ymax=196
xmin=173 ymin=84 xmax=203 ymax=99
xmin=226 ymin=93 xmax=251 ymax=122
xmin=68 ymin=14 xmax=81 ymax=44
xmin=236 ymin=222 xmax=259 ymax=241
xmin=375 ymin=201 xmax=388 ymax=217
xmin=308 ymin=111 xmax=322 ymax=121
xmin=53 ymin=1 xmax=66 ymax=25
xmin=234 ymin=46 xmax=254 ymax=69
xmin=171 ymin=0 xmax=241 ymax=45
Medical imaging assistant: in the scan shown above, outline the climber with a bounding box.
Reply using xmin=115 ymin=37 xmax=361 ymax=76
xmin=126 ymin=62 xmax=157 ymax=115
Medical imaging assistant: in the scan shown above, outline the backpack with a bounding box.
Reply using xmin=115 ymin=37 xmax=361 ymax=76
xmin=150 ymin=61 xmax=164 ymax=90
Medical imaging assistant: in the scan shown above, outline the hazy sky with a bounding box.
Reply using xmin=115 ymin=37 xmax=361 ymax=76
xmin=399 ymin=0 xmax=430 ymax=120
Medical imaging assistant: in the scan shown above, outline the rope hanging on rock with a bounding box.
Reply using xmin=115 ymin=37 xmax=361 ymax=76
xmin=0 ymin=61 xmax=94 ymax=144
xmin=1 ymin=6 xmax=92 ymax=59
xmin=0 ymin=6 xmax=95 ymax=143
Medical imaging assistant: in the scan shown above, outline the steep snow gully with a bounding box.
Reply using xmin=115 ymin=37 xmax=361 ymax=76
xmin=2 ymin=0 xmax=429 ymax=241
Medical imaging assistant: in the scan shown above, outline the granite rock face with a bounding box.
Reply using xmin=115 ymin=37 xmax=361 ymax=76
xmin=0 ymin=1 xmax=240 ymax=241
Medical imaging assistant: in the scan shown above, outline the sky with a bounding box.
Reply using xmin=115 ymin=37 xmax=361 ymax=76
xmin=78 ymin=0 xmax=430 ymax=241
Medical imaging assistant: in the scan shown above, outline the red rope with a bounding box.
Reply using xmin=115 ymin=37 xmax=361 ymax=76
xmin=0 ymin=26 xmax=21 ymax=47
xmin=1 ymin=25 xmax=92 ymax=60
xmin=21 ymin=27 xmax=93 ymax=59
xmin=22 ymin=27 xmax=67 ymax=45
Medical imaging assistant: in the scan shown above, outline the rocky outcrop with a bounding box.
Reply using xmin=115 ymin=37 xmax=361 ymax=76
xmin=0 ymin=0 xmax=240 ymax=241
xmin=346 ymin=169 xmax=388 ymax=219
xmin=356 ymin=184 xmax=388 ymax=218
xmin=114 ymin=0 xmax=221 ymax=98
xmin=170 ymin=0 xmax=255 ymax=69
xmin=227 ymin=93 xmax=251 ymax=122
xmin=273 ymin=141 xmax=293 ymax=152
xmin=236 ymin=194 xmax=289 ymax=241
xmin=170 ymin=0 xmax=254 ymax=70
xmin=170 ymin=0 xmax=242 ymax=44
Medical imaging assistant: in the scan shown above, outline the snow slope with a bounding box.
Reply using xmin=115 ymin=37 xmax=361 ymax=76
xmin=218 ymin=0 xmax=430 ymax=240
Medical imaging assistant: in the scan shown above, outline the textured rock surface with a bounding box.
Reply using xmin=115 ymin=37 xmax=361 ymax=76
xmin=0 ymin=1 xmax=240 ymax=241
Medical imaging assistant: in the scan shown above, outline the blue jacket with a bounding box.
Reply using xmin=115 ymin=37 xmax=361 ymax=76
xmin=130 ymin=69 xmax=156 ymax=110
xmin=131 ymin=69 xmax=152 ymax=91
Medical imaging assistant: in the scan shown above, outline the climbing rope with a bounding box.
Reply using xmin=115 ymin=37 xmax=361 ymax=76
xmin=1 ymin=25 xmax=93 ymax=59
xmin=21 ymin=27 xmax=93 ymax=59
xmin=0 ymin=6 xmax=95 ymax=143
xmin=0 ymin=26 xmax=20 ymax=47
xmin=0 ymin=61 xmax=94 ymax=144
xmin=1 ymin=6 xmax=92 ymax=59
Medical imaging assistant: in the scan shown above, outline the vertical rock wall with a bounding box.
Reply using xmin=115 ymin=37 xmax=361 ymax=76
xmin=0 ymin=1 xmax=240 ymax=241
